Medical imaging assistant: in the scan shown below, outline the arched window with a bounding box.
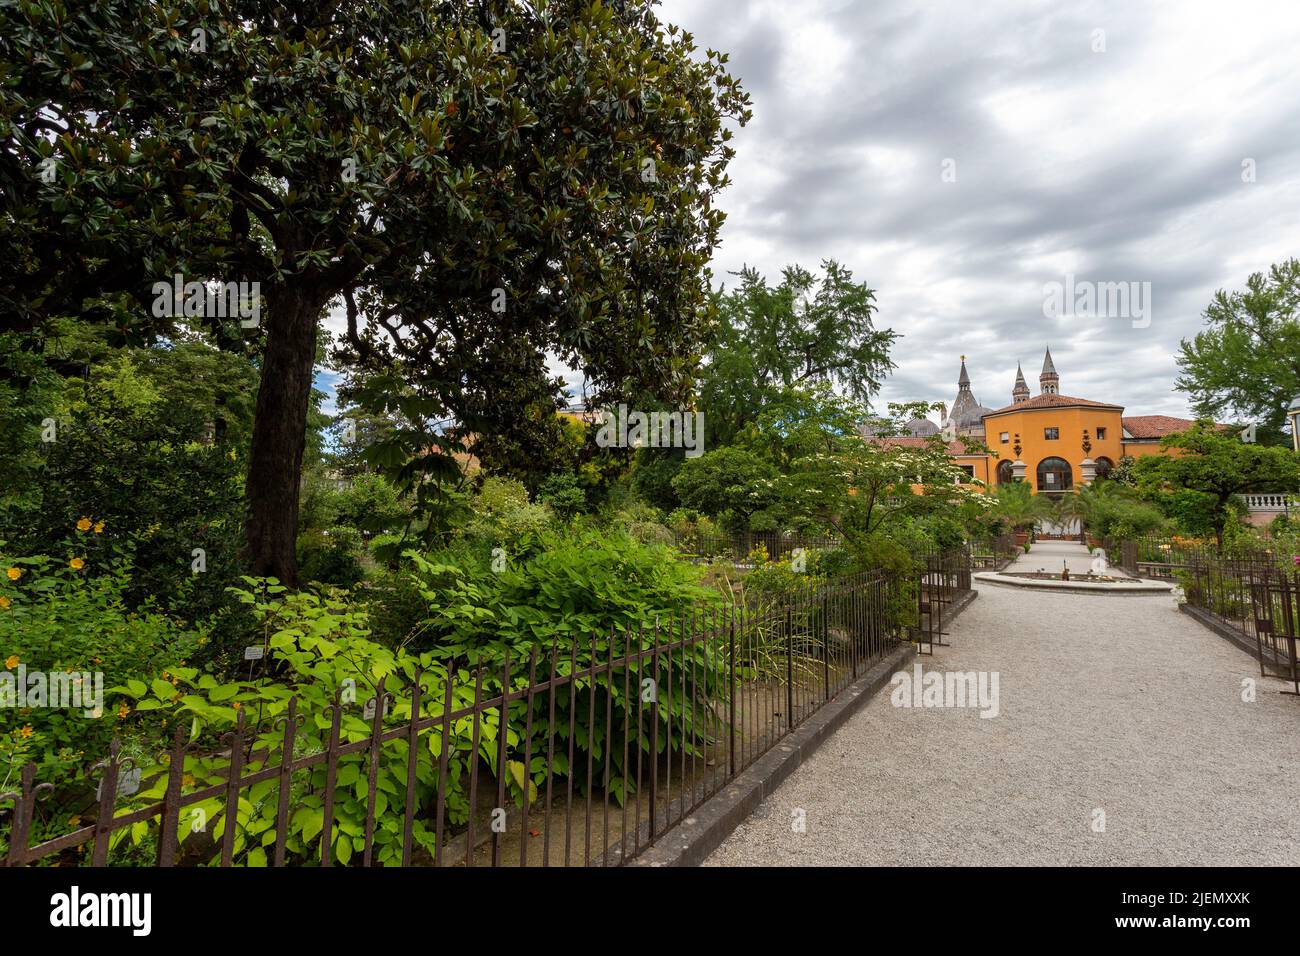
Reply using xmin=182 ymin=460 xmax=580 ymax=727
xmin=1094 ymin=456 xmax=1115 ymax=479
xmin=996 ymin=460 xmax=1016 ymax=485
xmin=1036 ymin=456 xmax=1073 ymax=493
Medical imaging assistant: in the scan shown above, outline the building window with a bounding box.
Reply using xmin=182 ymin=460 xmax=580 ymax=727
xmin=1036 ymin=456 xmax=1073 ymax=493
xmin=997 ymin=460 xmax=1015 ymax=485
xmin=1096 ymin=426 xmax=1106 ymax=440
xmin=999 ymin=431 xmax=1009 ymax=443
xmin=956 ymin=465 xmax=975 ymax=481
xmin=1095 ymin=456 xmax=1115 ymax=479
xmin=1044 ymin=427 xmax=1059 ymax=440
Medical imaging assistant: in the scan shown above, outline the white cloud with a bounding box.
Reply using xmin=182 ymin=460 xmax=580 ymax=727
xmin=659 ymin=0 xmax=1300 ymax=419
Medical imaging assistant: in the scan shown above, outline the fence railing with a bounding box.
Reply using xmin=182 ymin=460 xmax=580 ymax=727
xmin=914 ymin=548 xmax=974 ymax=653
xmin=1102 ymin=535 xmax=1277 ymax=580
xmin=1104 ymin=536 xmax=1299 ymax=691
xmin=969 ymin=533 xmax=1017 ymax=571
xmin=1240 ymin=494 xmax=1295 ymax=513
xmin=2 ymin=552 xmax=973 ymax=868
xmin=1181 ymin=556 xmax=1299 ymax=689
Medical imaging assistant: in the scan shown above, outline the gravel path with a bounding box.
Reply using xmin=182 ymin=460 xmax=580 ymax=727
xmin=704 ymin=578 xmax=1300 ymax=866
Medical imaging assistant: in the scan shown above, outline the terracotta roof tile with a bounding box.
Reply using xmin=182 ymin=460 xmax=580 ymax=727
xmin=1121 ymin=415 xmax=1197 ymax=439
xmin=985 ymin=393 xmax=1124 ymax=415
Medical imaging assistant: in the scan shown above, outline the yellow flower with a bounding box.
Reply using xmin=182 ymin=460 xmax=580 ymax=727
xmin=68 ymin=815 xmax=81 ymax=827
xmin=19 ymin=724 xmax=33 ymax=739
xmin=6 ymin=567 xmax=20 ymax=580
xmin=93 ymin=521 xmax=105 ymax=534
xmin=76 ymin=517 xmax=92 ymax=532
xmin=232 ymin=700 xmax=242 ymax=710
xmin=4 ymin=654 xmax=17 ymax=670
xmin=69 ymin=557 xmax=85 ymax=570
xmin=117 ymin=701 xmax=130 ymax=719
xmin=0 ymin=596 xmax=10 ymax=610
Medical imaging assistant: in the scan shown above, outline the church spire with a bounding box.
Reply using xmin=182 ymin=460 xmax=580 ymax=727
xmin=1039 ymin=346 xmax=1059 ymax=395
xmin=1012 ymin=362 xmax=1030 ymax=403
xmin=958 ymin=355 xmax=971 ymax=389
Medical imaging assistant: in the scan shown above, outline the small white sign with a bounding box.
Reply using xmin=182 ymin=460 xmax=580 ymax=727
xmin=97 ymin=767 xmax=142 ymax=801
xmin=243 ymin=645 xmax=265 ymax=661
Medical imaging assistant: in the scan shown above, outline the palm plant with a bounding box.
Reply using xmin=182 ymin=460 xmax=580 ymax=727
xmin=991 ymin=481 xmax=1054 ymax=538
xmin=1071 ymin=480 xmax=1138 ymax=540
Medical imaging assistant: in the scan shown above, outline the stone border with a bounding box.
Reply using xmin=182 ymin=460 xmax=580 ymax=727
xmin=629 ymin=592 xmax=977 ymax=867
xmin=973 ymin=571 xmax=1174 ymax=595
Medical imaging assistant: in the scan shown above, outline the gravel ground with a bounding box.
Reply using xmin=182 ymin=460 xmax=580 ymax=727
xmin=704 ymin=574 xmax=1300 ymax=866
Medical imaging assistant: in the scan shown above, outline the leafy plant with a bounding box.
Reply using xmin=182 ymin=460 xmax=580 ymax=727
xmin=0 ymin=538 xmax=207 ymax=851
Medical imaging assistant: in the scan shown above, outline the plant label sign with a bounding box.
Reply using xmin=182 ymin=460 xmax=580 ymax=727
xmin=243 ymin=645 xmax=265 ymax=661
xmin=98 ymin=767 xmax=142 ymax=802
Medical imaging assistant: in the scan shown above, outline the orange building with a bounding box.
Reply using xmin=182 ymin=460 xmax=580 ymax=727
xmin=914 ymin=350 xmax=1198 ymax=495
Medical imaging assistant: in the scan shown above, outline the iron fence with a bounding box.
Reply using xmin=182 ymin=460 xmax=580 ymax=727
xmin=1181 ymin=555 xmax=1299 ymax=688
xmin=914 ymin=548 xmax=973 ymax=653
xmin=969 ymin=534 xmax=1017 ymax=571
xmin=1103 ymin=535 xmax=1275 ymax=580
xmin=2 ymin=553 xmax=972 ymax=868
xmin=1103 ymin=536 xmax=1299 ymax=690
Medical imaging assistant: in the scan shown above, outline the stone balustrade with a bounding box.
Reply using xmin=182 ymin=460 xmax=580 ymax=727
xmin=1241 ymin=494 xmax=1295 ymax=512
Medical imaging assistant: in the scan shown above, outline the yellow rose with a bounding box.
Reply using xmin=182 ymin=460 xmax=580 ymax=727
xmin=4 ymin=654 xmax=18 ymax=669
xmin=117 ymin=702 xmax=130 ymax=719
xmin=93 ymin=521 xmax=105 ymax=534
xmin=0 ymin=596 xmax=10 ymax=610
xmin=69 ymin=557 xmax=85 ymax=570
xmin=6 ymin=567 xmax=21 ymax=580
xmin=76 ymin=517 xmax=92 ymax=532
xmin=19 ymin=724 xmax=33 ymax=739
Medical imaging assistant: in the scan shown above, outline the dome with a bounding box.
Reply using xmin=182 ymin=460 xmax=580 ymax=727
xmin=953 ymin=404 xmax=992 ymax=428
xmin=905 ymin=417 xmax=940 ymax=437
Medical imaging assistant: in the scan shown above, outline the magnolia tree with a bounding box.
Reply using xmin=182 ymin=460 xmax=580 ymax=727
xmin=1 ymin=0 xmax=749 ymax=582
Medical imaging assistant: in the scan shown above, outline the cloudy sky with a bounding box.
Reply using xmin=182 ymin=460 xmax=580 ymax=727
xmin=652 ymin=0 xmax=1300 ymax=420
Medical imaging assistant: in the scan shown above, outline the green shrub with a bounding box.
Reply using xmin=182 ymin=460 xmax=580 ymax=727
xmin=0 ymin=543 xmax=207 ymax=852
xmin=333 ymin=473 xmax=410 ymax=534
xmin=462 ymin=477 xmax=553 ymax=546
xmin=109 ymin=584 xmax=481 ymax=866
xmin=297 ymin=526 xmax=365 ymax=588
xmin=536 ymin=472 xmax=587 ymax=519
xmin=403 ymin=528 xmax=724 ymax=804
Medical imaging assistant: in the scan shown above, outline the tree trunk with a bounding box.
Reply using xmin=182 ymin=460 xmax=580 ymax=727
xmin=244 ymin=283 xmax=325 ymax=586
